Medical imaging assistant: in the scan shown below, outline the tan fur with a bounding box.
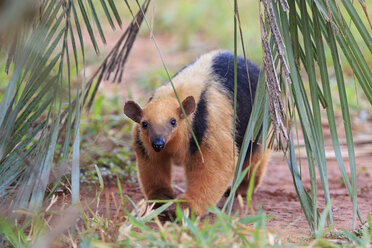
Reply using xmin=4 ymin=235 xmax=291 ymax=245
xmin=235 ymin=145 xmax=271 ymax=196
xmin=125 ymin=51 xmax=269 ymax=216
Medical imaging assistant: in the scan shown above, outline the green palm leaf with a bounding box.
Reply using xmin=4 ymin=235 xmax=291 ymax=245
xmin=0 ymin=0 xmax=144 ymax=217
xmin=245 ymin=0 xmax=371 ymax=233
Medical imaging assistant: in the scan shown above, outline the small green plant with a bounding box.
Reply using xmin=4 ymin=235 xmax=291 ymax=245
xmin=1 ymin=174 xmax=371 ymax=247
xmin=79 ymin=90 xmax=137 ymax=184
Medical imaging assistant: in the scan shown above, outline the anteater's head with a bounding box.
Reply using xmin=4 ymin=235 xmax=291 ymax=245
xmin=124 ymin=96 xmax=196 ymax=152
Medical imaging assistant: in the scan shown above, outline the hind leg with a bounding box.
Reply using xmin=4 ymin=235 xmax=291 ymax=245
xmin=235 ymin=144 xmax=270 ymax=196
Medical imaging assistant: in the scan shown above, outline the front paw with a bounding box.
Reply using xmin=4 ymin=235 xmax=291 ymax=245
xmin=148 ymin=189 xmax=174 ymax=208
xmin=173 ymin=196 xmax=207 ymax=216
xmin=158 ymin=200 xmax=190 ymax=222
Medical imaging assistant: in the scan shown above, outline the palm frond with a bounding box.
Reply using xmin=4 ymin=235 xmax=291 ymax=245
xmin=0 ymin=0 xmax=141 ymax=215
xmin=253 ymin=0 xmax=371 ymax=232
xmin=84 ymin=0 xmax=151 ymax=110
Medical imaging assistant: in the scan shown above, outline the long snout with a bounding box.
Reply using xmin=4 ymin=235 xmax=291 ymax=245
xmin=151 ymin=138 xmax=165 ymax=152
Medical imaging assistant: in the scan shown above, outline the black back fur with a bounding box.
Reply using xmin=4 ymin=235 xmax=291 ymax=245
xmin=211 ymin=51 xmax=260 ymax=151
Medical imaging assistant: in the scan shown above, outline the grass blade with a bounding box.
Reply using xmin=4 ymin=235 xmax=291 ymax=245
xmin=326 ymin=22 xmax=359 ymax=229
xmin=134 ymin=0 xmax=204 ymax=161
xmin=225 ymin=73 xmax=266 ymax=214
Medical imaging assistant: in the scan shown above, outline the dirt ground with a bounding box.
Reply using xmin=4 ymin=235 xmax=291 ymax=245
xmin=82 ymin=31 xmax=372 ymax=240
xmin=88 ymin=150 xmax=371 ymax=240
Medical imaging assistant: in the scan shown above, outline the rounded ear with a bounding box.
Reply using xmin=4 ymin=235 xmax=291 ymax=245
xmin=124 ymin=101 xmax=142 ymax=123
xmin=178 ymin=96 xmax=196 ymax=119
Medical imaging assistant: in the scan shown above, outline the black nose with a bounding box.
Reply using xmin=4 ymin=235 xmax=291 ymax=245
xmin=152 ymin=139 xmax=165 ymax=152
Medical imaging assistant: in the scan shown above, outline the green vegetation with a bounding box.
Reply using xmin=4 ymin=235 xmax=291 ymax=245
xmin=229 ymin=0 xmax=371 ymax=235
xmin=1 ymin=174 xmax=371 ymax=247
xmin=0 ymin=0 xmax=371 ymax=246
xmin=79 ymin=90 xmax=136 ymax=185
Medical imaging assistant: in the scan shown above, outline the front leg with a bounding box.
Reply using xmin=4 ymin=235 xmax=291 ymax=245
xmin=181 ymin=152 xmax=235 ymax=215
xmin=136 ymin=154 xmax=174 ymax=207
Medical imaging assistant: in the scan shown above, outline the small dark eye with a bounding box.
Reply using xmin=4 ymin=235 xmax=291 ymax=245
xmin=142 ymin=121 xmax=148 ymax=128
xmin=170 ymin=119 xmax=177 ymax=127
